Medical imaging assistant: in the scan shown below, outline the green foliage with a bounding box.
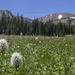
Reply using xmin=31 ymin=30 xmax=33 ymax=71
xmin=0 ymin=35 xmax=75 ymax=74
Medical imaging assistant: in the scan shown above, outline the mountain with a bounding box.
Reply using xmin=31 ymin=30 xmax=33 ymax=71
xmin=0 ymin=10 xmax=75 ymax=25
xmin=38 ymin=13 xmax=75 ymax=25
xmin=0 ymin=10 xmax=33 ymax=23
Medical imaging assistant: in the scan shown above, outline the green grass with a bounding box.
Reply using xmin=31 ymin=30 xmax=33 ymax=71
xmin=0 ymin=35 xmax=75 ymax=75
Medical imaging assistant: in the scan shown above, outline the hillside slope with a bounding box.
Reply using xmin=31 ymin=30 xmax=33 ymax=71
xmin=38 ymin=13 xmax=75 ymax=25
xmin=0 ymin=10 xmax=33 ymax=23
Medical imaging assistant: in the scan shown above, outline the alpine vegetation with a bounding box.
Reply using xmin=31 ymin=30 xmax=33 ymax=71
xmin=11 ymin=52 xmax=23 ymax=68
xmin=0 ymin=39 xmax=8 ymax=54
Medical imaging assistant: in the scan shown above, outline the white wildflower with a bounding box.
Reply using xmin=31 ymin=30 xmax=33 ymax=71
xmin=65 ymin=44 xmax=67 ymax=46
xmin=39 ymin=41 xmax=41 ymax=43
xmin=35 ymin=37 xmax=38 ymax=40
xmin=56 ymin=35 xmax=58 ymax=38
xmin=52 ymin=37 xmax=53 ymax=38
xmin=20 ymin=32 xmax=23 ymax=36
xmin=33 ymin=44 xmax=36 ymax=45
xmin=70 ymin=57 xmax=74 ymax=60
xmin=17 ymin=46 xmax=19 ymax=48
xmin=49 ymin=41 xmax=51 ymax=42
xmin=11 ymin=52 xmax=23 ymax=68
xmin=63 ymin=38 xmax=66 ymax=41
xmin=0 ymin=39 xmax=8 ymax=54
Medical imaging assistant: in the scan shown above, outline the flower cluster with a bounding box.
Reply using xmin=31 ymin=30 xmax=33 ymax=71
xmin=11 ymin=52 xmax=23 ymax=68
xmin=0 ymin=38 xmax=23 ymax=69
xmin=0 ymin=39 xmax=8 ymax=54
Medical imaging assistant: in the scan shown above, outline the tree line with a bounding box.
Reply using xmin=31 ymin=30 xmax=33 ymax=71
xmin=0 ymin=12 xmax=75 ymax=36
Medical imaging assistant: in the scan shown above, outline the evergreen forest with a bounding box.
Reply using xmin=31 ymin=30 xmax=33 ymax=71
xmin=0 ymin=13 xmax=75 ymax=36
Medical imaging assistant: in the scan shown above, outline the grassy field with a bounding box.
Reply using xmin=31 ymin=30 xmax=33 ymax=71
xmin=0 ymin=35 xmax=75 ymax=75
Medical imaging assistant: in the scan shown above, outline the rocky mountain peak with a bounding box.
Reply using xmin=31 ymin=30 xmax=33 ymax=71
xmin=0 ymin=10 xmax=33 ymax=23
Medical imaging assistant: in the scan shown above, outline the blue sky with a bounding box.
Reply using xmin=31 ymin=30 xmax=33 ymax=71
xmin=0 ymin=0 xmax=75 ymax=19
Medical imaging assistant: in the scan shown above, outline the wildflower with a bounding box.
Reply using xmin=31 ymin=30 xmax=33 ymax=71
xmin=65 ymin=44 xmax=68 ymax=46
xmin=27 ymin=36 xmax=29 ymax=38
xmin=20 ymin=32 xmax=23 ymax=36
xmin=33 ymin=44 xmax=36 ymax=46
xmin=56 ymin=36 xmax=58 ymax=38
xmin=60 ymin=47 xmax=62 ymax=50
xmin=39 ymin=41 xmax=41 ymax=43
xmin=63 ymin=38 xmax=66 ymax=41
xmin=25 ymin=47 xmax=27 ymax=49
xmin=35 ymin=37 xmax=38 ymax=40
xmin=26 ymin=51 xmax=28 ymax=54
xmin=52 ymin=37 xmax=53 ymax=38
xmin=49 ymin=41 xmax=51 ymax=42
xmin=38 ymin=68 xmax=41 ymax=71
xmin=43 ymin=50 xmax=45 ymax=52
xmin=70 ymin=57 xmax=74 ymax=60
xmin=17 ymin=46 xmax=19 ymax=48
xmin=53 ymin=46 xmax=55 ymax=47
xmin=10 ymin=42 xmax=12 ymax=46
xmin=0 ymin=39 xmax=8 ymax=54
xmin=11 ymin=52 xmax=23 ymax=68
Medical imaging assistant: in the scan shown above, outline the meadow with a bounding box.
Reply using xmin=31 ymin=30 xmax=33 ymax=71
xmin=0 ymin=35 xmax=75 ymax=75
